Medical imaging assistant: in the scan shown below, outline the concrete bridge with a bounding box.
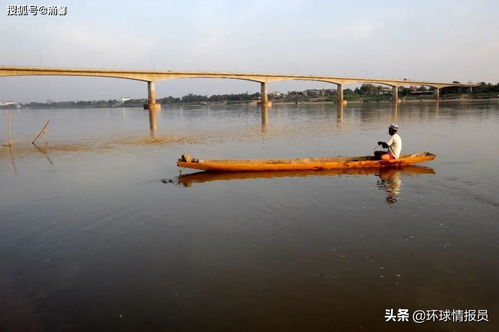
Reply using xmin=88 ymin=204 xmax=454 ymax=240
xmin=0 ymin=66 xmax=477 ymax=129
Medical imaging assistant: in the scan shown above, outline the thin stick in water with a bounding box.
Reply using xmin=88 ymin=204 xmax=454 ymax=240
xmin=7 ymin=112 xmax=13 ymax=147
xmin=32 ymin=120 xmax=50 ymax=145
xmin=8 ymin=144 xmax=18 ymax=175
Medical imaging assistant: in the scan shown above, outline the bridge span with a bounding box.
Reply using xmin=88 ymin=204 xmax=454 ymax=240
xmin=0 ymin=66 xmax=477 ymax=129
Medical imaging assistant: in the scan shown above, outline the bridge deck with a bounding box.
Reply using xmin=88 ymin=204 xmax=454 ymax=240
xmin=0 ymin=66 xmax=477 ymax=88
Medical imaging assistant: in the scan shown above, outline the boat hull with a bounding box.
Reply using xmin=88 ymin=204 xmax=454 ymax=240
xmin=177 ymin=152 xmax=436 ymax=172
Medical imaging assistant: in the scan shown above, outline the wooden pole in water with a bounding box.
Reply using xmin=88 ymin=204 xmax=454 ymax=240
xmin=7 ymin=112 xmax=13 ymax=147
xmin=8 ymin=144 xmax=18 ymax=175
xmin=32 ymin=120 xmax=50 ymax=145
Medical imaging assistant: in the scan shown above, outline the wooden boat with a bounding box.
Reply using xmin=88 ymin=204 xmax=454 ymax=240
xmin=175 ymin=166 xmax=435 ymax=187
xmin=177 ymin=152 xmax=436 ymax=172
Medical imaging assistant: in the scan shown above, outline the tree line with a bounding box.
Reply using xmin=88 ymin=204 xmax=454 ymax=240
xmin=13 ymin=82 xmax=499 ymax=109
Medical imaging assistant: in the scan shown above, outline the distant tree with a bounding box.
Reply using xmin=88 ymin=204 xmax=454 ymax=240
xmin=158 ymin=96 xmax=181 ymax=104
xmin=399 ymin=87 xmax=411 ymax=96
xmin=181 ymin=94 xmax=208 ymax=103
xmin=359 ymin=84 xmax=376 ymax=95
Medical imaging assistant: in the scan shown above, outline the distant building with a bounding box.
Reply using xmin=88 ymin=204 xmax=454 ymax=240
xmin=380 ymin=87 xmax=392 ymax=95
xmin=120 ymin=97 xmax=132 ymax=103
xmin=305 ymin=89 xmax=320 ymax=97
xmin=0 ymin=101 xmax=19 ymax=108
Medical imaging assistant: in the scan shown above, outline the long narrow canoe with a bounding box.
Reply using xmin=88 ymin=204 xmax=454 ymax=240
xmin=177 ymin=152 xmax=436 ymax=172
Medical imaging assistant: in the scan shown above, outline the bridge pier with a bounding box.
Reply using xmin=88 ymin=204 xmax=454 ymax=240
xmin=259 ymin=82 xmax=271 ymax=106
xmin=337 ymin=84 xmax=345 ymax=104
xmin=144 ymin=81 xmax=161 ymax=130
xmin=434 ymin=87 xmax=440 ymax=100
xmin=392 ymin=86 xmax=400 ymax=102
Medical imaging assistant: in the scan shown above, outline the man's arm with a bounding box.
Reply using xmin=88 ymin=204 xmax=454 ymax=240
xmin=378 ymin=141 xmax=389 ymax=148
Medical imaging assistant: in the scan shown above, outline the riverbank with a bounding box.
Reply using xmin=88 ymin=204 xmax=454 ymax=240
xmin=7 ymin=97 xmax=498 ymax=110
xmin=273 ymin=97 xmax=499 ymax=106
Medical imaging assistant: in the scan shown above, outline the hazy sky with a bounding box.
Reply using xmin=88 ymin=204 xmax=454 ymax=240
xmin=1 ymin=0 xmax=498 ymax=102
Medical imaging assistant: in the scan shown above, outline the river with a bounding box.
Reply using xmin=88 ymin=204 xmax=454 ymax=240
xmin=1 ymin=101 xmax=498 ymax=331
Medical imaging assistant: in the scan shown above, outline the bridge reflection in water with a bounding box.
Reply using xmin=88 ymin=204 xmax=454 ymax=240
xmin=168 ymin=166 xmax=435 ymax=205
xmin=260 ymin=104 xmax=269 ymax=133
xmin=260 ymin=100 xmax=400 ymax=132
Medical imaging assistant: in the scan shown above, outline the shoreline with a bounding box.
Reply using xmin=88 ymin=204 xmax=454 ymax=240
xmin=3 ymin=97 xmax=498 ymax=111
xmin=270 ymin=97 xmax=499 ymax=106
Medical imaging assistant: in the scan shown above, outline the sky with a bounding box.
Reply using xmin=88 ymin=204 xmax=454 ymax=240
xmin=1 ymin=0 xmax=498 ymax=102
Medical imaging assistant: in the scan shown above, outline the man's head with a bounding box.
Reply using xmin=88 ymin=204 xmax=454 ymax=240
xmin=389 ymin=123 xmax=399 ymax=135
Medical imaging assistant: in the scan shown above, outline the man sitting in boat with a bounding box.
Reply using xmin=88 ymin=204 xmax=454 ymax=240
xmin=375 ymin=123 xmax=402 ymax=160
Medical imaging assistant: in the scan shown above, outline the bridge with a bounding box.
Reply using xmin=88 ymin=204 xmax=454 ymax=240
xmin=0 ymin=66 xmax=477 ymax=129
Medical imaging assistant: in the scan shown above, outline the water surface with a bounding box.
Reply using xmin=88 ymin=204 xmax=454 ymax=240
xmin=1 ymin=101 xmax=498 ymax=331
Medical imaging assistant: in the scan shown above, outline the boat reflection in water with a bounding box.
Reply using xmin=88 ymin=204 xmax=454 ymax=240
xmin=172 ymin=166 xmax=435 ymax=205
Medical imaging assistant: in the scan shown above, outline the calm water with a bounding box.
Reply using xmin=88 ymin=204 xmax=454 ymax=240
xmin=1 ymin=101 xmax=498 ymax=331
